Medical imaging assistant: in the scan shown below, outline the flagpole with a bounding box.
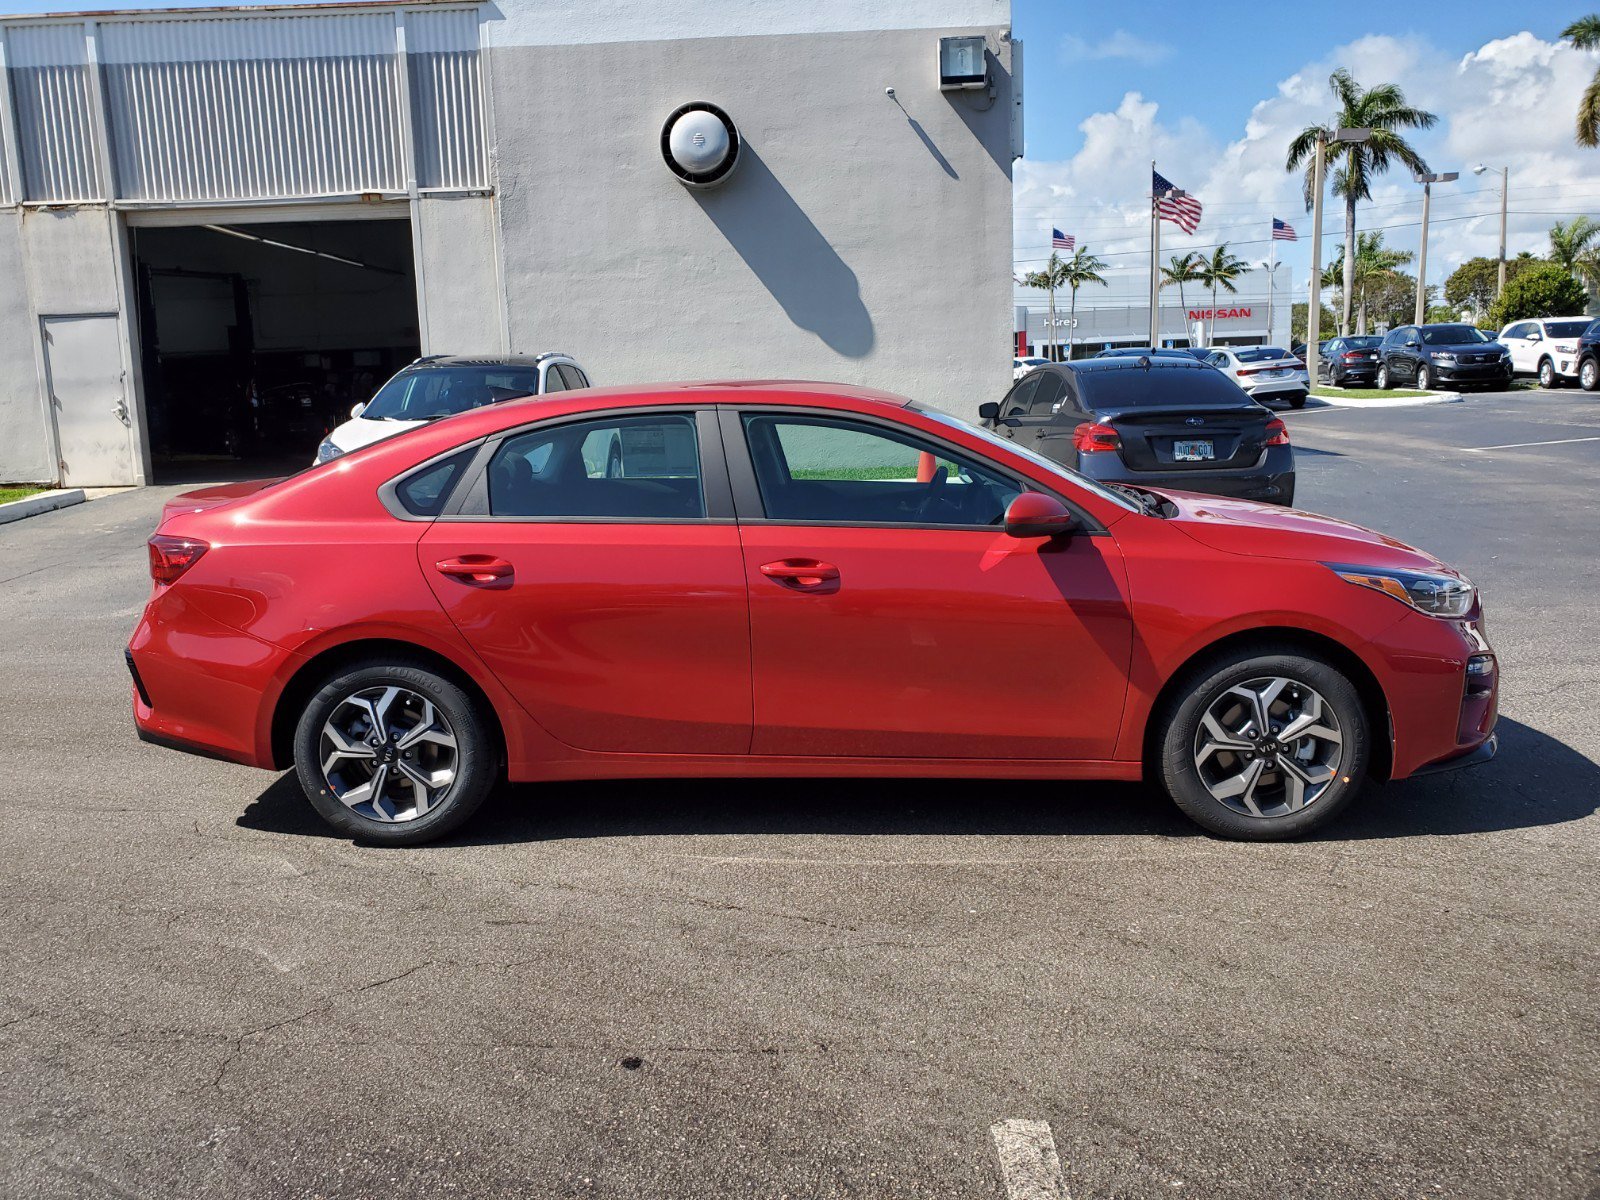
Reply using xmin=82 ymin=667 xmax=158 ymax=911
xmin=1267 ymin=226 xmax=1276 ymax=347
xmin=1149 ymin=160 xmax=1160 ymax=349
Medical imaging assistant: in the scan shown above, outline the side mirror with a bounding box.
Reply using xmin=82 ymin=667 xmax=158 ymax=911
xmin=1004 ymin=492 xmax=1077 ymax=539
xmin=1526 ymin=332 xmax=1542 ymax=342
xmin=977 ymin=402 xmax=1000 ymax=425
xmin=1404 ymin=338 xmax=1420 ymax=348
xmin=350 ymin=402 xmax=367 ymax=420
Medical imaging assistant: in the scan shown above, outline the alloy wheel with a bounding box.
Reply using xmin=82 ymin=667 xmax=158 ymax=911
xmin=1377 ymin=365 xmax=1389 ymax=389
xmin=319 ymin=685 xmax=459 ymax=822
xmin=1417 ymin=364 xmax=1431 ymax=390
xmin=1191 ymin=676 xmax=1343 ymax=818
xmin=1538 ymin=360 xmax=1554 ymax=389
xmin=1585 ymin=360 xmax=1597 ymax=391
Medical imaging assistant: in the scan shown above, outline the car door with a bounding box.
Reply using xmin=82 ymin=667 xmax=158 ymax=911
xmin=1499 ymin=324 xmax=1527 ymax=373
xmin=419 ymin=408 xmax=752 ymax=754
xmin=994 ymin=374 xmax=1042 ymax=439
xmin=723 ymin=407 xmax=1133 ymax=760
xmin=1320 ymin=339 xmax=1341 ymax=383
xmin=1003 ymin=372 xmax=1066 ymax=455
xmin=1033 ymin=372 xmax=1086 ymax=465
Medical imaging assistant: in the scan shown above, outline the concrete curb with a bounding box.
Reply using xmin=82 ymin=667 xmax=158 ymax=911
xmin=0 ymin=488 xmax=86 ymax=525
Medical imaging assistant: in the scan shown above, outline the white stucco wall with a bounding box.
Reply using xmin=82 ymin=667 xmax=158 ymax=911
xmin=414 ymin=194 xmax=505 ymax=356
xmin=485 ymin=18 xmax=1015 ymax=417
xmin=0 ymin=213 xmax=51 ymax=483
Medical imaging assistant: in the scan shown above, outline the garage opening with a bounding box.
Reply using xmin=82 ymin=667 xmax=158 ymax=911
xmin=130 ymin=218 xmax=420 ymax=481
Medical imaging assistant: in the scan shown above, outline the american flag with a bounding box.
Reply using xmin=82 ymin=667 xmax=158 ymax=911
xmin=1153 ymin=170 xmax=1202 ymax=234
xmin=1051 ymin=228 xmax=1074 ymax=250
xmin=1272 ymin=217 xmax=1298 ymax=242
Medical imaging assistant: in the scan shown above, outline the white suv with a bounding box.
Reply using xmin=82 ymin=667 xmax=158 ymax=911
xmin=314 ymin=353 xmax=589 ymax=463
xmin=1499 ymin=318 xmax=1589 ymax=389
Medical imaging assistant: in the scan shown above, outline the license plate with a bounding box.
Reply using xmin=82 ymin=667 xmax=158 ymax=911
xmin=1262 ymin=368 xmax=1287 ymax=378
xmin=1174 ymin=439 xmax=1214 ymax=461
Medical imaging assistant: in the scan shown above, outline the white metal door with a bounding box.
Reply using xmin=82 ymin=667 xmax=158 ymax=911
xmin=42 ymin=314 xmax=135 ymax=486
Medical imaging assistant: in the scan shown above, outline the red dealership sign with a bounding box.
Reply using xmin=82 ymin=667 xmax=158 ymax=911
xmin=1188 ymin=307 xmax=1253 ymax=320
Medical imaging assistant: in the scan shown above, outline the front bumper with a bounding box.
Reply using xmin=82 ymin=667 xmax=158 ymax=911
xmin=1433 ymin=360 xmax=1512 ymax=385
xmin=1367 ymin=609 xmax=1499 ymax=780
xmin=1410 ymin=732 xmax=1497 ymax=777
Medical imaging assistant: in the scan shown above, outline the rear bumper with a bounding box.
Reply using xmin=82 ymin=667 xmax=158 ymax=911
xmin=127 ymin=589 xmax=295 ymax=769
xmin=1240 ymin=374 xmax=1309 ymax=397
xmin=1075 ymin=447 xmax=1295 ymax=505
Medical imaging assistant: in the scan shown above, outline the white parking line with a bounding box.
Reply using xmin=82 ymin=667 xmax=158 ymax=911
xmin=1461 ymin=436 xmax=1600 ymax=452
xmin=991 ymin=1119 xmax=1070 ymax=1200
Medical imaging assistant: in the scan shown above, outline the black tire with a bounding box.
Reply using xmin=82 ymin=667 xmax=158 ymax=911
xmin=1537 ymin=359 xmax=1556 ymax=389
xmin=1288 ymin=391 xmax=1307 ymax=409
xmin=1582 ymin=359 xmax=1599 ymax=393
xmin=1156 ymin=645 xmax=1370 ymax=840
xmin=1415 ymin=362 xmax=1432 ymax=390
xmin=293 ymin=658 xmax=498 ymax=846
xmin=1376 ymin=363 xmax=1390 ymax=390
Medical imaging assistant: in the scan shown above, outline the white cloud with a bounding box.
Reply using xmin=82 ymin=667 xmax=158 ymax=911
xmin=1060 ymin=30 xmax=1173 ymax=66
xmin=1017 ymin=30 xmax=1600 ymax=302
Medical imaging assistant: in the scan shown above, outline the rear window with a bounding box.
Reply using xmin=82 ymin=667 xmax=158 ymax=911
xmin=1342 ymin=335 xmax=1382 ymax=349
xmin=1234 ymin=347 xmax=1291 ymax=363
xmin=1546 ymin=320 xmax=1589 ymax=338
xmin=361 ymin=365 xmax=542 ymax=422
xmin=393 ymin=448 xmax=475 ymax=517
xmin=1076 ymin=366 xmax=1247 ymax=410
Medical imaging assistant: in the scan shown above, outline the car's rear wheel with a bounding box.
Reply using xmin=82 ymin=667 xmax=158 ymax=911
xmin=1287 ymin=390 xmax=1307 ymax=409
xmin=1157 ymin=647 xmax=1370 ymax=840
xmin=293 ymin=659 xmax=498 ymax=845
xmin=1537 ymin=359 xmax=1557 ymax=389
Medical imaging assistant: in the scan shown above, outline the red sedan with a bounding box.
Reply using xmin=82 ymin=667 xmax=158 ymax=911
xmin=128 ymin=382 xmax=1498 ymax=845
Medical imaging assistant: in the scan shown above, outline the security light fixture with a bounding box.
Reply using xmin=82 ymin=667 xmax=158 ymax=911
xmin=1414 ymin=170 xmax=1459 ymax=184
xmin=660 ymin=102 xmax=740 ymax=189
xmin=938 ymin=35 xmax=987 ymax=90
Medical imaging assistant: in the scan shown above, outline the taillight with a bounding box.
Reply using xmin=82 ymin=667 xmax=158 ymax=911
xmin=148 ymin=534 xmax=209 ymax=585
xmin=1073 ymin=421 xmax=1120 ymax=453
xmin=1235 ymin=366 xmax=1259 ymax=377
xmin=1264 ymin=418 xmax=1290 ymax=447
xmin=1342 ymin=352 xmax=1363 ymax=361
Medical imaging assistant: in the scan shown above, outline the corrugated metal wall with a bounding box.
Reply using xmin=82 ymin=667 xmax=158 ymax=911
xmin=0 ymin=5 xmax=486 ymax=206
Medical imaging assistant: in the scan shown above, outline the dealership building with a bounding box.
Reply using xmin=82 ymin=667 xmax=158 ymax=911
xmin=0 ymin=0 xmax=1017 ymax=486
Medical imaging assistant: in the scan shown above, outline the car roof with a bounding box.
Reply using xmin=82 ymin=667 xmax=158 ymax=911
xmin=1047 ymin=357 xmax=1218 ymax=376
xmin=405 ymin=353 xmax=575 ymax=369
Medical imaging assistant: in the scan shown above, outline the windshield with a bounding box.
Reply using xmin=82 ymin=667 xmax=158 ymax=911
xmin=917 ymin=408 xmax=1138 ymax=513
xmin=361 ymin=365 xmax=542 ymax=422
xmin=1078 ymin=366 xmax=1251 ymax=410
xmin=1545 ymin=320 xmax=1589 ymax=338
xmin=1234 ymin=347 xmax=1292 ymax=363
xmin=1420 ymin=325 xmax=1491 ymax=345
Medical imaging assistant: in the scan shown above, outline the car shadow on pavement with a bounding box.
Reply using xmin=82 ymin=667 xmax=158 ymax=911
xmin=237 ymin=718 xmax=1594 ymax=846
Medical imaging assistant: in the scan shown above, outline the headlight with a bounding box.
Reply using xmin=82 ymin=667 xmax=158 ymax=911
xmin=1326 ymin=563 xmax=1475 ymax=618
xmin=1431 ymin=351 xmax=1457 ymax=362
xmin=315 ymin=438 xmax=344 ymax=464
xmin=1555 ymin=342 xmax=1577 ymax=354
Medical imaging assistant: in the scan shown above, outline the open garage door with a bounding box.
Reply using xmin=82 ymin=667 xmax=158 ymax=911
xmin=131 ymin=218 xmax=420 ymax=481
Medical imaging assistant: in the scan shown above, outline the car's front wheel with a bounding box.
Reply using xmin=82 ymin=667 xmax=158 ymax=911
xmin=293 ymin=658 xmax=498 ymax=845
xmin=1537 ymin=359 xmax=1557 ymax=389
xmin=1376 ymin=364 xmax=1390 ymax=390
xmin=1581 ymin=358 xmax=1598 ymax=392
xmin=1416 ymin=362 xmax=1432 ymax=390
xmin=1157 ymin=647 xmax=1370 ymax=840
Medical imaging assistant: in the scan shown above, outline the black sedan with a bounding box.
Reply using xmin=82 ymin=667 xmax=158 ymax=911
xmin=1317 ymin=335 xmax=1383 ymax=387
xmin=981 ymin=358 xmax=1294 ymax=506
xmin=1376 ymin=323 xmax=1512 ymax=391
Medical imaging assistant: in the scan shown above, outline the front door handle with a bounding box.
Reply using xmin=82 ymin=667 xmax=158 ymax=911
xmin=435 ymin=555 xmax=514 ymax=587
xmin=760 ymin=559 xmax=840 ymax=590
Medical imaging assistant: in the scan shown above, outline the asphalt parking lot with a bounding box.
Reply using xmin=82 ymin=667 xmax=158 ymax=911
xmin=2 ymin=386 xmax=1597 ymax=1199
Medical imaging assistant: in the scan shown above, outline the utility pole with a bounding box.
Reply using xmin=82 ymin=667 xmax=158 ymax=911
xmin=1414 ymin=170 xmax=1459 ymax=325
xmin=1307 ymin=128 xmax=1371 ymax=389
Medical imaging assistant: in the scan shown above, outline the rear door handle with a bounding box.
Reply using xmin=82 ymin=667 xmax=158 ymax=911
xmin=435 ymin=555 xmax=514 ymax=586
xmin=760 ymin=559 xmax=840 ymax=590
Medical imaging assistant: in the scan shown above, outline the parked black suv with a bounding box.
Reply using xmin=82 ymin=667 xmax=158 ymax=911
xmin=1573 ymin=318 xmax=1600 ymax=391
xmin=1376 ymin=323 xmax=1511 ymax=391
xmin=981 ymin=358 xmax=1294 ymax=505
xmin=1317 ymin=335 xmax=1383 ymax=387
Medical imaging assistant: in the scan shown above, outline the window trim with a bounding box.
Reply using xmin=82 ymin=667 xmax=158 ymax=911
xmin=380 ymin=439 xmax=488 ymax=522
xmin=716 ymin=405 xmax=1106 ymax=535
xmin=439 ymin=405 xmax=735 ymax=524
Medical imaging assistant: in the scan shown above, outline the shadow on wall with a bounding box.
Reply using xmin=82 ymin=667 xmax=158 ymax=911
xmin=692 ymin=143 xmax=874 ymax=358
xmin=948 ymin=48 xmax=1013 ymax=178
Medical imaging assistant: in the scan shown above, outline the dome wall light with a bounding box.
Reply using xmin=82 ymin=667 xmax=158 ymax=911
xmin=661 ymin=102 xmax=741 ymax=189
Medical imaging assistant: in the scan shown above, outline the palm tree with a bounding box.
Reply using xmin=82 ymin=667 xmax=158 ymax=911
xmin=1563 ymin=16 xmax=1600 ymax=147
xmin=1321 ymin=231 xmax=1414 ymax=333
xmin=1161 ymin=254 xmax=1204 ymax=338
xmin=1024 ymin=247 xmax=1107 ymax=360
xmin=1286 ymin=69 xmax=1436 ymax=336
xmin=1549 ymin=217 xmax=1600 ymax=287
xmin=1194 ymin=244 xmax=1247 ymax=344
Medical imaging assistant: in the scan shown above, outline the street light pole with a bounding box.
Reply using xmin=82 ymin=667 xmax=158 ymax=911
xmin=1414 ymin=170 xmax=1459 ymax=325
xmin=1305 ymin=127 xmax=1369 ymax=392
xmin=1474 ymin=163 xmax=1509 ymax=300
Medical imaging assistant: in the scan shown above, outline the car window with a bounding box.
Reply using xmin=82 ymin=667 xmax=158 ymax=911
xmin=1506 ymin=323 xmax=1530 ymax=339
xmin=741 ymin=414 xmax=1022 ymax=528
xmin=487 ymin=414 xmax=704 ymax=520
xmin=557 ymin=363 xmax=588 ymax=389
xmin=361 ymin=366 xmax=540 ymax=421
xmin=541 ymin=365 xmax=567 ymax=393
xmin=1002 ymin=375 xmax=1042 ymax=417
xmin=1029 ymin=374 xmax=1066 ymax=415
xmin=1588 ymin=321 xmax=1600 ymax=340
xmin=394 ymin=448 xmax=475 ymax=517
xmin=1235 ymin=347 xmax=1291 ymax=363
xmin=1545 ymin=320 xmax=1588 ymax=339
xmin=1079 ymin=366 xmax=1250 ymax=410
